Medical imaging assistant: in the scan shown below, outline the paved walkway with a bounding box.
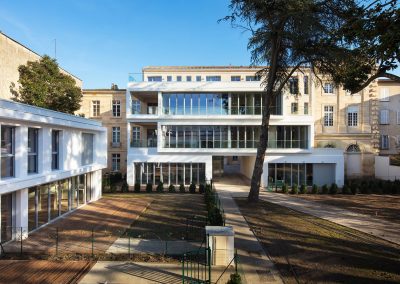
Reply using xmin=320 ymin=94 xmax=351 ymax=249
xmin=214 ymin=177 xmax=283 ymax=284
xmin=80 ymin=261 xmax=234 ymax=284
xmin=216 ymin=174 xmax=400 ymax=246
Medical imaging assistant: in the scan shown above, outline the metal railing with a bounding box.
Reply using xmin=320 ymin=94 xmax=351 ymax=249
xmin=164 ymin=139 xmax=309 ymax=149
xmin=182 ymin=236 xmax=211 ymax=284
xmin=131 ymin=106 xmax=159 ymax=115
xmin=130 ymin=139 xmax=157 ymax=148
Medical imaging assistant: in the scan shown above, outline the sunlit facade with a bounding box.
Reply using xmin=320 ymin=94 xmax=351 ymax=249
xmin=126 ymin=66 xmax=344 ymax=188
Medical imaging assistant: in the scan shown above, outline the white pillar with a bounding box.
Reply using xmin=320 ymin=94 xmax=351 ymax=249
xmin=127 ymin=163 xmax=135 ymax=186
xmin=15 ymin=126 xmax=28 ymax=179
xmin=15 ymin=188 xmax=28 ymax=239
xmin=41 ymin=127 xmax=52 ymax=173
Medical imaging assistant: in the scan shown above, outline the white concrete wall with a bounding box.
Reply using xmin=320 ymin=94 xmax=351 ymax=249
xmin=375 ymin=156 xmax=400 ymax=181
xmin=239 ymin=156 xmax=256 ymax=180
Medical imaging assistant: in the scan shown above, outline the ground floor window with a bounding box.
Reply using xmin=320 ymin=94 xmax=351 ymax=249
xmin=268 ymin=163 xmax=313 ymax=186
xmin=134 ymin=162 xmax=206 ymax=185
xmin=1 ymin=193 xmax=14 ymax=243
xmin=27 ymin=173 xmax=93 ymax=232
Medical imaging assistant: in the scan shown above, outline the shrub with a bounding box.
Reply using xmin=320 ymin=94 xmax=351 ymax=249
xmin=146 ymin=183 xmax=153 ymax=193
xmin=342 ymin=184 xmax=350 ymax=194
xmin=282 ymin=183 xmax=288 ymax=194
xmin=350 ymin=182 xmax=358 ymax=195
xmin=109 ymin=172 xmax=123 ymax=184
xmin=394 ymin=180 xmax=400 ymax=194
xmin=179 ymin=184 xmax=185 ymax=193
xmin=199 ymin=184 xmax=205 ymax=194
xmin=189 ymin=183 xmax=196 ymax=194
xmin=121 ymin=181 xmax=129 ymax=193
xmin=321 ymin=184 xmax=328 ymax=194
xmin=329 ymin=183 xmax=338 ymax=194
xmin=291 ymin=184 xmax=298 ymax=194
xmin=205 ymin=183 xmax=212 ymax=193
xmin=299 ymin=184 xmax=306 ymax=194
xmin=227 ymin=273 xmax=242 ymax=284
xmin=168 ymin=184 xmax=176 ymax=193
xmin=311 ymin=184 xmax=318 ymax=194
xmin=110 ymin=184 xmax=117 ymax=193
xmin=208 ymin=207 xmax=224 ymax=226
xmin=134 ymin=183 xmax=141 ymax=193
xmin=156 ymin=182 xmax=164 ymax=193
xmin=360 ymin=180 xmax=369 ymax=194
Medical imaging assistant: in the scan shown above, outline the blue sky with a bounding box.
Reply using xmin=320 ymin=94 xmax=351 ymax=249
xmin=0 ymin=0 xmax=251 ymax=89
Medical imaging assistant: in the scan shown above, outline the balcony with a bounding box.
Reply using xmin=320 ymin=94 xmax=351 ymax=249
xmin=130 ymin=139 xmax=157 ymax=148
xmin=162 ymin=139 xmax=308 ymax=149
xmin=132 ymin=106 xmax=158 ymax=115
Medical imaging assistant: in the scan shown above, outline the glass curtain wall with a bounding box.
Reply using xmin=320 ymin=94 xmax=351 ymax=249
xmin=1 ymin=193 xmax=14 ymax=243
xmin=267 ymin=163 xmax=313 ymax=186
xmin=134 ymin=162 xmax=206 ymax=185
xmin=27 ymin=173 xmax=92 ymax=232
xmin=163 ymin=125 xmax=308 ymax=149
xmin=162 ymin=93 xmax=281 ymax=115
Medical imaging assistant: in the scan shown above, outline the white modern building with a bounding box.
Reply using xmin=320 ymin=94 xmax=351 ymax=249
xmin=126 ymin=67 xmax=344 ymax=189
xmin=0 ymin=99 xmax=107 ymax=242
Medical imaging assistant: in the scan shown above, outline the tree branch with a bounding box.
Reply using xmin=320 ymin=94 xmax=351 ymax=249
xmin=352 ymin=70 xmax=400 ymax=93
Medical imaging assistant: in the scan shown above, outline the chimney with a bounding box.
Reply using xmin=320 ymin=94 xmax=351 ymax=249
xmin=111 ymin=83 xmax=118 ymax=90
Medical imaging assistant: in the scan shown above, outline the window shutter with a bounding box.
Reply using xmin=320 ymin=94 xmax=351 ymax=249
xmin=380 ymin=88 xmax=389 ymax=101
xmin=380 ymin=110 xmax=389 ymax=124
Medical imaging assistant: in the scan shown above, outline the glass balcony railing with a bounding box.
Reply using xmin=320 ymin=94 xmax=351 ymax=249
xmin=130 ymin=139 xmax=157 ymax=148
xmin=131 ymin=107 xmax=159 ymax=115
xmin=163 ymin=139 xmax=308 ymax=149
xmin=162 ymin=106 xmax=282 ymax=116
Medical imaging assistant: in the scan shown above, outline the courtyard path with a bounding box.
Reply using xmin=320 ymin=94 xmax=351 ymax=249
xmin=214 ymin=176 xmax=284 ymax=284
xmin=216 ymin=174 xmax=400 ymax=246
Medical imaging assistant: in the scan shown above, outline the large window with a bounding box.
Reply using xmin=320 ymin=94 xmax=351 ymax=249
xmin=1 ymin=126 xmax=15 ymax=178
xmin=132 ymin=99 xmax=141 ymax=114
xmin=347 ymin=106 xmax=358 ymax=127
xmin=324 ymin=105 xmax=334 ymax=126
xmin=380 ymin=135 xmax=389 ymax=150
xmin=131 ymin=126 xmax=141 ymax=147
xmin=112 ymin=127 xmax=121 ymax=143
xmin=323 ymin=83 xmax=335 ymax=94
xmin=92 ymin=100 xmax=100 ymax=117
xmin=28 ymin=128 xmax=39 ymax=174
xmin=268 ymin=163 xmax=313 ymax=186
xmin=304 ymin=76 xmax=309 ymax=94
xmin=231 ymin=76 xmax=241 ymax=81
xmin=289 ymin=77 xmax=299 ymax=94
xmin=380 ymin=109 xmax=389 ymax=125
xmin=1 ymin=193 xmax=14 ymax=242
xmin=380 ymin=88 xmax=389 ymax=101
xmin=206 ymin=76 xmax=221 ymax=82
xmin=134 ymin=162 xmax=206 ymax=185
xmin=81 ymin=133 xmax=94 ymax=165
xmin=112 ymin=153 xmax=121 ymax=172
xmin=246 ymin=75 xmax=261 ymax=81
xmin=291 ymin=103 xmax=298 ymax=114
xmin=163 ymin=125 xmax=308 ymax=149
xmin=52 ymin=130 xmax=60 ymax=170
xmin=148 ymin=76 xmax=162 ymax=82
xmin=112 ymin=100 xmax=121 ymax=117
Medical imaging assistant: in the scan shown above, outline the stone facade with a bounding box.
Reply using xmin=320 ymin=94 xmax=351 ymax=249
xmin=0 ymin=32 xmax=82 ymax=100
xmin=78 ymin=88 xmax=127 ymax=175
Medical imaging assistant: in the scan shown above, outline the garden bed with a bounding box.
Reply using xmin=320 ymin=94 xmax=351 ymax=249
xmin=235 ymin=197 xmax=400 ymax=284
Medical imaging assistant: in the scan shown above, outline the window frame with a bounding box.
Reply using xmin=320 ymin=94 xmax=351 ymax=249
xmin=231 ymin=76 xmax=241 ymax=82
xmin=148 ymin=76 xmax=162 ymax=82
xmin=206 ymin=76 xmax=221 ymax=82
xmin=380 ymin=109 xmax=390 ymax=125
xmin=111 ymin=153 xmax=121 ymax=172
xmin=291 ymin=102 xmax=298 ymax=114
xmin=347 ymin=106 xmax=359 ymax=127
xmin=380 ymin=88 xmax=390 ymax=102
xmin=112 ymin=100 xmax=121 ymax=117
xmin=51 ymin=130 xmax=60 ymax=171
xmin=131 ymin=99 xmax=141 ymax=114
xmin=27 ymin=128 xmax=39 ymax=174
xmin=92 ymin=100 xmax=100 ymax=117
xmin=323 ymin=105 xmax=334 ymax=126
xmin=380 ymin=134 xmax=389 ymax=150
xmin=323 ymin=82 xmax=335 ymax=94
xmin=112 ymin=127 xmax=121 ymax=143
xmin=1 ymin=125 xmax=15 ymax=178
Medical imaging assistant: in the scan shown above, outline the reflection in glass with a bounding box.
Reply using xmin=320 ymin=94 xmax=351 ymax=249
xmin=28 ymin=187 xmax=37 ymax=231
xmin=38 ymin=185 xmax=49 ymax=226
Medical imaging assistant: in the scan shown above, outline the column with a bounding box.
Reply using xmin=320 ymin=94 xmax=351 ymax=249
xmin=15 ymin=189 xmax=28 ymax=239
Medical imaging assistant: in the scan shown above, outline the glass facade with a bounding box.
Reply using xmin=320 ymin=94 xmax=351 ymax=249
xmin=1 ymin=193 xmax=14 ymax=243
xmin=163 ymin=125 xmax=308 ymax=149
xmin=268 ymin=163 xmax=313 ymax=186
xmin=1 ymin=126 xmax=15 ymax=178
xmin=134 ymin=162 xmax=206 ymax=185
xmin=27 ymin=173 xmax=93 ymax=232
xmin=162 ymin=93 xmax=282 ymax=116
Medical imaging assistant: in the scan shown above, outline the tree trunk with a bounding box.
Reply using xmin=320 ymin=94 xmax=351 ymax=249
xmin=247 ymin=95 xmax=272 ymax=202
xmin=247 ymin=32 xmax=281 ymax=203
